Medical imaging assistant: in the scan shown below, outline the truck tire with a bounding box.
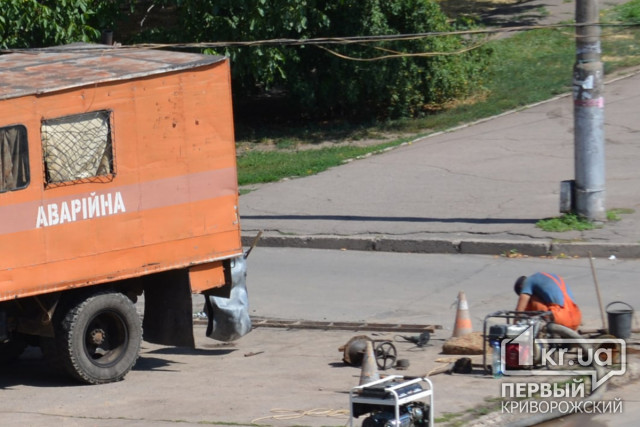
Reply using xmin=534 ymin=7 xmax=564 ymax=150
xmin=56 ymin=292 xmax=142 ymax=384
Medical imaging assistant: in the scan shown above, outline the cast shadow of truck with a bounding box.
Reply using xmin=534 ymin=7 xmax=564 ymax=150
xmin=0 ymin=345 xmax=235 ymax=388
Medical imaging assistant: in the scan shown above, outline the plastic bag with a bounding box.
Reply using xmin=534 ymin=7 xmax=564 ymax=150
xmin=205 ymin=256 xmax=252 ymax=341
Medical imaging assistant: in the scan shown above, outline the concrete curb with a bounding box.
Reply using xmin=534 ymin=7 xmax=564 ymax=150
xmin=468 ymin=356 xmax=640 ymax=427
xmin=242 ymin=234 xmax=640 ymax=259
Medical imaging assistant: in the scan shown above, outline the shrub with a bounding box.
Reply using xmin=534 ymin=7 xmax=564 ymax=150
xmin=1 ymin=0 xmax=491 ymax=121
xmin=133 ymin=0 xmax=491 ymax=120
xmin=0 ymin=0 xmax=121 ymax=49
xmin=288 ymin=0 xmax=490 ymax=119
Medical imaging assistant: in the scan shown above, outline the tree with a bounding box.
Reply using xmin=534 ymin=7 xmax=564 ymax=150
xmin=157 ymin=0 xmax=490 ymax=119
xmin=0 ymin=0 xmax=492 ymax=120
xmin=287 ymin=0 xmax=490 ymax=118
xmin=0 ymin=0 xmax=121 ymax=49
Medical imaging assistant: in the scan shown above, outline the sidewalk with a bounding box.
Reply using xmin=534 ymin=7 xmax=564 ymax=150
xmin=239 ymin=71 xmax=640 ymax=259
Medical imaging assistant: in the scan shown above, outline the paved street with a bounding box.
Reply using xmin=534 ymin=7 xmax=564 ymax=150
xmin=2 ymin=249 xmax=639 ymax=426
xmin=246 ymin=248 xmax=640 ymax=333
xmin=3 ymin=26 xmax=640 ymax=427
xmin=240 ymin=70 xmax=640 ymax=259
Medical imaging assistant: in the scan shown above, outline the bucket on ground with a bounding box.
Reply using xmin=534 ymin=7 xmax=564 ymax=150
xmin=606 ymin=301 xmax=634 ymax=339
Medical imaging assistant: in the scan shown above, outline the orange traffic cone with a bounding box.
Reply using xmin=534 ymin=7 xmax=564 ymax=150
xmin=452 ymin=291 xmax=473 ymax=337
xmin=359 ymin=340 xmax=380 ymax=385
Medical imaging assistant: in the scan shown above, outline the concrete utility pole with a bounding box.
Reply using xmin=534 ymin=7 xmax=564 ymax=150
xmin=573 ymin=0 xmax=606 ymax=221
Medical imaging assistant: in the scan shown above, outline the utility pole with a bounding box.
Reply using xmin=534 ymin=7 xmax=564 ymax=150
xmin=573 ymin=0 xmax=606 ymax=221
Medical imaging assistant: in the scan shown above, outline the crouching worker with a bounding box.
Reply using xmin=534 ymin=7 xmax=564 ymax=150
xmin=514 ymin=272 xmax=582 ymax=330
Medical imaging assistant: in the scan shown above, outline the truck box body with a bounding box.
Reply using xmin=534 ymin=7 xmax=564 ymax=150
xmin=0 ymin=45 xmax=248 ymax=383
xmin=0 ymin=45 xmax=242 ymax=300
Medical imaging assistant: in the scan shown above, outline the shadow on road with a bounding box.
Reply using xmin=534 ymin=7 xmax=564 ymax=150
xmin=243 ymin=214 xmax=539 ymax=225
xmin=145 ymin=346 xmax=236 ymax=356
xmin=439 ymin=0 xmax=554 ymax=27
xmin=0 ymin=343 xmax=234 ymax=388
xmin=0 ymin=347 xmax=75 ymax=388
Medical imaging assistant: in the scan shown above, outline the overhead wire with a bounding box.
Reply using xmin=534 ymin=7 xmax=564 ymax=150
xmin=1 ymin=21 xmax=638 ymax=62
xmin=121 ymin=21 xmax=639 ymax=50
xmin=314 ymin=39 xmax=490 ymax=61
xmin=2 ymin=21 xmax=638 ymax=54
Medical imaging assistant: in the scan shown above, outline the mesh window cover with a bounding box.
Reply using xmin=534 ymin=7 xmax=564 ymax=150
xmin=42 ymin=111 xmax=113 ymax=184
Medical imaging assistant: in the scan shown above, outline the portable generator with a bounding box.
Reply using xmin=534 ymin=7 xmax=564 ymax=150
xmin=349 ymin=376 xmax=434 ymax=427
xmin=483 ymin=310 xmax=552 ymax=372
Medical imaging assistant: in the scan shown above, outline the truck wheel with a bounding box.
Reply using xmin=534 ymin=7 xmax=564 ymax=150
xmin=56 ymin=292 xmax=142 ymax=384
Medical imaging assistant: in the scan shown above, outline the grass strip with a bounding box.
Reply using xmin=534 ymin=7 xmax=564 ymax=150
xmin=237 ymin=142 xmax=399 ymax=186
xmin=237 ymin=1 xmax=640 ymax=186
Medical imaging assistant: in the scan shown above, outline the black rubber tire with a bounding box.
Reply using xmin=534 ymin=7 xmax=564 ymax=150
xmin=56 ymin=292 xmax=142 ymax=384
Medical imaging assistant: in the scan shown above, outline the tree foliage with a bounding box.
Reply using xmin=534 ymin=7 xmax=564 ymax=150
xmin=145 ymin=0 xmax=490 ymax=119
xmin=0 ymin=0 xmax=122 ymax=48
xmin=0 ymin=0 xmax=491 ymax=120
xmin=289 ymin=0 xmax=490 ymax=118
xmin=132 ymin=0 xmax=330 ymax=96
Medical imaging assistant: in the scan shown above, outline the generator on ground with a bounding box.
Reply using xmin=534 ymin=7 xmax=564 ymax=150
xmin=349 ymin=376 xmax=434 ymax=427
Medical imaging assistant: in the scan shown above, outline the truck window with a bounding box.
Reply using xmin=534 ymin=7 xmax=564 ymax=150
xmin=0 ymin=124 xmax=30 ymax=193
xmin=41 ymin=110 xmax=114 ymax=185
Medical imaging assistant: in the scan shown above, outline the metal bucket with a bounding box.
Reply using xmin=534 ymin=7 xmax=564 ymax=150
xmin=607 ymin=301 xmax=634 ymax=339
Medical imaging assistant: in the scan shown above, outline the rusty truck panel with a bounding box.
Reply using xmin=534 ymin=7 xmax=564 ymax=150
xmin=0 ymin=45 xmax=249 ymax=383
xmin=0 ymin=45 xmax=242 ymax=302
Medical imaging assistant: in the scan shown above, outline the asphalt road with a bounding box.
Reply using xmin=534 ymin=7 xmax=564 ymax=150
xmin=246 ymin=247 xmax=640 ymax=333
xmin=2 ymin=248 xmax=639 ymax=426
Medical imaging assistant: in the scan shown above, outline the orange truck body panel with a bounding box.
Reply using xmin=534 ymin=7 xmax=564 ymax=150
xmin=0 ymin=46 xmax=242 ymax=302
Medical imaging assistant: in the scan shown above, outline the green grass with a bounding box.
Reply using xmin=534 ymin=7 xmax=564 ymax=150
xmin=601 ymin=0 xmax=640 ymax=69
xmin=607 ymin=207 xmax=635 ymax=221
xmin=434 ymin=397 xmax=505 ymax=425
xmin=610 ymin=0 xmax=640 ymax=21
xmin=537 ymin=208 xmax=634 ymax=231
xmin=237 ymin=141 xmax=401 ymax=185
xmin=537 ymin=213 xmax=597 ymax=232
xmin=434 ymin=411 xmax=464 ymax=423
xmin=236 ymin=1 xmax=640 ymax=186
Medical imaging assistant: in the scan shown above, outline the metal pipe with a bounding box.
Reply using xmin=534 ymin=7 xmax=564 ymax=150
xmin=573 ymin=0 xmax=606 ymax=221
xmin=101 ymin=30 xmax=114 ymax=46
xmin=588 ymin=251 xmax=608 ymax=331
xmin=506 ymin=323 xmax=608 ymax=427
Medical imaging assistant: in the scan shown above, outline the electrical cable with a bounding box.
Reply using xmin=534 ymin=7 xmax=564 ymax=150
xmin=314 ymin=39 xmax=489 ymax=62
xmin=123 ymin=22 xmax=640 ymax=49
xmin=2 ymin=22 xmax=638 ymax=55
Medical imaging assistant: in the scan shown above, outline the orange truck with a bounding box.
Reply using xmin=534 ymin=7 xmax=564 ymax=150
xmin=0 ymin=44 xmax=251 ymax=383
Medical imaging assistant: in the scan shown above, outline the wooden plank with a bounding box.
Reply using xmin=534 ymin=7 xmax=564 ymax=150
xmin=248 ymin=317 xmax=442 ymax=333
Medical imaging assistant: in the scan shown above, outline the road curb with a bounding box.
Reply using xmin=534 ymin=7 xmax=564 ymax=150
xmin=242 ymin=234 xmax=640 ymax=259
xmin=468 ymin=356 xmax=640 ymax=427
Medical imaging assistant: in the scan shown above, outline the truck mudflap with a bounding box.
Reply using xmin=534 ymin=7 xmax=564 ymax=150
xmin=205 ymin=255 xmax=251 ymax=341
xmin=143 ymin=269 xmax=196 ymax=348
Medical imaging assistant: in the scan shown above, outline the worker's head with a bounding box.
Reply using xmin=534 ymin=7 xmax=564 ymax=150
xmin=514 ymin=276 xmax=527 ymax=295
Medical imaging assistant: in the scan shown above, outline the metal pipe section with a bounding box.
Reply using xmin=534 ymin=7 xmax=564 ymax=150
xmin=573 ymin=0 xmax=606 ymax=221
xmin=506 ymin=323 xmax=608 ymax=427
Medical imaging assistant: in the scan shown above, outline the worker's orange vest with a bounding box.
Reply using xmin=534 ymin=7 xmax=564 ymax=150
xmin=525 ymin=273 xmax=582 ymax=330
